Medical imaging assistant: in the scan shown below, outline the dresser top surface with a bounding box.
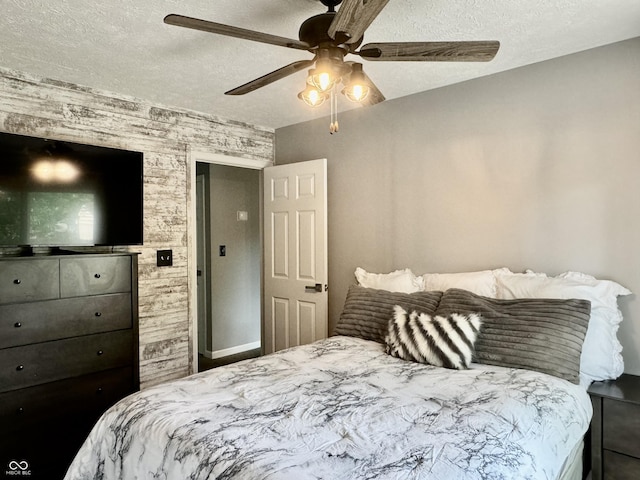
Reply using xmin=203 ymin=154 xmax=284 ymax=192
xmin=0 ymin=252 xmax=139 ymax=262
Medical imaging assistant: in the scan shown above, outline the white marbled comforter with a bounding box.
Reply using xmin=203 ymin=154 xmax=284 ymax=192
xmin=64 ymin=336 xmax=592 ymax=480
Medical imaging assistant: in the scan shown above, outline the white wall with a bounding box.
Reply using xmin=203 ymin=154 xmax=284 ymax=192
xmin=275 ymin=38 xmax=640 ymax=375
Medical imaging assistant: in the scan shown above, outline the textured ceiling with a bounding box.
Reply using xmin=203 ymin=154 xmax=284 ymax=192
xmin=2 ymin=0 xmax=640 ymax=129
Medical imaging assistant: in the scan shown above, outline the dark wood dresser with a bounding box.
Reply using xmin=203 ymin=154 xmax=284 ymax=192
xmin=589 ymin=373 xmax=640 ymax=480
xmin=0 ymin=253 xmax=139 ymax=480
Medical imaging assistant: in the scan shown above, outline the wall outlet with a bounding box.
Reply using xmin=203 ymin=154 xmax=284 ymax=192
xmin=237 ymin=210 xmax=248 ymax=221
xmin=157 ymin=249 xmax=173 ymax=267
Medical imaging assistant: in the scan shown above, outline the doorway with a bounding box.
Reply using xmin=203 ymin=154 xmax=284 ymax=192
xmin=188 ymin=151 xmax=271 ymax=374
xmin=196 ymin=163 xmax=261 ymax=371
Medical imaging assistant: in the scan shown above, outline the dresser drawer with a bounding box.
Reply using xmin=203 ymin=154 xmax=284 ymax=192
xmin=0 ymin=258 xmax=59 ymax=304
xmin=603 ymin=450 xmax=640 ymax=479
xmin=0 ymin=330 xmax=133 ymax=392
xmin=603 ymin=398 xmax=640 ymax=458
xmin=0 ymin=366 xmax=136 ymax=435
xmin=0 ymin=367 xmax=137 ymax=480
xmin=60 ymin=255 xmax=131 ymax=297
xmin=0 ymin=293 xmax=132 ymax=348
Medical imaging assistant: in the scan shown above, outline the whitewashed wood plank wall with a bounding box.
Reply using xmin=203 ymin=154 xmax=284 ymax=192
xmin=0 ymin=67 xmax=274 ymax=388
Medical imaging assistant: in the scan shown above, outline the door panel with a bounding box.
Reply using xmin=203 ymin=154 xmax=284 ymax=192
xmin=263 ymin=159 xmax=328 ymax=354
xmin=272 ymin=212 xmax=289 ymax=278
xmin=272 ymin=297 xmax=289 ymax=352
xmin=297 ymin=301 xmax=317 ymax=345
xmin=297 ymin=211 xmax=316 ymax=280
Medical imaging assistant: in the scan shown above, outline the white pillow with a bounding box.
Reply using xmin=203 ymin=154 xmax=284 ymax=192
xmin=494 ymin=269 xmax=632 ymax=383
xmin=420 ymin=268 xmax=508 ymax=297
xmin=354 ymin=267 xmax=423 ymax=293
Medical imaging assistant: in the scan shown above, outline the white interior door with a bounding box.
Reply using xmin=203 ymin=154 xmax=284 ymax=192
xmin=263 ymin=158 xmax=328 ymax=354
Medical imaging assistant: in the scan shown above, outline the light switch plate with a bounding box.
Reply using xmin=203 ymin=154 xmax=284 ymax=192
xmin=157 ymin=249 xmax=173 ymax=267
xmin=237 ymin=210 xmax=248 ymax=221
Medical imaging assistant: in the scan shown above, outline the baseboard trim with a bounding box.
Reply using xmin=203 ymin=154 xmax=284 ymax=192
xmin=202 ymin=341 xmax=261 ymax=360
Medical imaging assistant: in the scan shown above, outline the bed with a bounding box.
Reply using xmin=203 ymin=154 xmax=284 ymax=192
xmin=65 ymin=268 xmax=631 ymax=480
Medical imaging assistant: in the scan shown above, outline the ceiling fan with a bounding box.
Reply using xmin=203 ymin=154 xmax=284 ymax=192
xmin=164 ymin=0 xmax=499 ymax=120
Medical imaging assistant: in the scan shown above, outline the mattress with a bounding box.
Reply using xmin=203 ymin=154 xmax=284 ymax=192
xmin=64 ymin=336 xmax=592 ymax=480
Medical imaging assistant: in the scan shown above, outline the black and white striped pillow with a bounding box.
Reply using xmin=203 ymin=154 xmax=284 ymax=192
xmin=385 ymin=305 xmax=482 ymax=369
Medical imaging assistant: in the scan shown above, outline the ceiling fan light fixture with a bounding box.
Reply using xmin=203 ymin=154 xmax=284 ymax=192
xmin=308 ymin=63 xmax=337 ymax=92
xmin=298 ymin=85 xmax=328 ymax=107
xmin=307 ymin=48 xmax=346 ymax=92
xmin=343 ymin=83 xmax=369 ymax=102
xmin=342 ymin=63 xmax=370 ymax=102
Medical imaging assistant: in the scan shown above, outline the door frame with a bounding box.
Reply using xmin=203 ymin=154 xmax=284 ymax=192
xmin=187 ymin=150 xmax=272 ymax=374
xmin=195 ymin=173 xmax=207 ymax=356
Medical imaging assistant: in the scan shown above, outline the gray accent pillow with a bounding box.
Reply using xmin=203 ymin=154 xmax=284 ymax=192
xmin=334 ymin=285 xmax=443 ymax=344
xmin=435 ymin=288 xmax=591 ymax=384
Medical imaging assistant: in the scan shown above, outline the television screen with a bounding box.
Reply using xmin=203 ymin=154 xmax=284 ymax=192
xmin=0 ymin=131 xmax=143 ymax=247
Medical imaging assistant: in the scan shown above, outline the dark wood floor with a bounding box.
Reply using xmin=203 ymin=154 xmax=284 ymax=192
xmin=198 ymin=348 xmax=262 ymax=372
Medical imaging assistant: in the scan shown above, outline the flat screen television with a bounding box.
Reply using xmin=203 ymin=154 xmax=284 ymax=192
xmin=0 ymin=131 xmax=143 ymax=249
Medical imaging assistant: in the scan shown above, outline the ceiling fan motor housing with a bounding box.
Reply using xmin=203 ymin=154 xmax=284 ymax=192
xmin=298 ymin=13 xmax=362 ymax=51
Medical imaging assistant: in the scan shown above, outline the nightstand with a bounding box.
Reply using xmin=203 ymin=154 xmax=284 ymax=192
xmin=588 ymin=374 xmax=640 ymax=480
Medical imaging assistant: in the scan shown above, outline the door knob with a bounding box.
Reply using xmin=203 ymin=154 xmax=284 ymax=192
xmin=305 ymin=283 xmax=323 ymax=293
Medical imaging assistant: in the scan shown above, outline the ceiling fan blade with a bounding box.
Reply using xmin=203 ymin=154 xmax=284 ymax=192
xmin=225 ymin=59 xmax=315 ymax=95
xmin=164 ymin=14 xmax=311 ymax=51
xmin=328 ymin=0 xmax=390 ymax=44
xmin=358 ymin=41 xmax=500 ymax=61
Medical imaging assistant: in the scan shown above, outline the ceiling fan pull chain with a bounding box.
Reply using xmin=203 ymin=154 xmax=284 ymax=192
xmin=329 ymin=90 xmax=339 ymax=134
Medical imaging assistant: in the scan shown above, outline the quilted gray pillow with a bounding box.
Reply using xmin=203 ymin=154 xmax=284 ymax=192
xmin=435 ymin=288 xmax=591 ymax=384
xmin=334 ymin=285 xmax=442 ymax=344
xmin=385 ymin=306 xmax=482 ymax=369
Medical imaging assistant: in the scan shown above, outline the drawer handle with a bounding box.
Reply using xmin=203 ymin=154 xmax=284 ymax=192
xmin=94 ymin=273 xmax=101 ymax=279
xmin=14 ymin=322 xmax=22 ymax=328
xmin=95 ymin=312 xmax=102 ymax=317
xmin=13 ymin=279 xmax=21 ymax=285
xmin=97 ymin=350 xmax=104 ymax=356
xmin=96 ymin=387 xmax=103 ymax=394
xmin=17 ymin=407 xmax=24 ymax=414
xmin=16 ymin=365 xmax=24 ymax=371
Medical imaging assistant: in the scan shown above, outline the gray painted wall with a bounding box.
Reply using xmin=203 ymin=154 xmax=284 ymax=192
xmin=208 ymin=164 xmax=261 ymax=353
xmin=275 ymin=38 xmax=640 ymax=375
